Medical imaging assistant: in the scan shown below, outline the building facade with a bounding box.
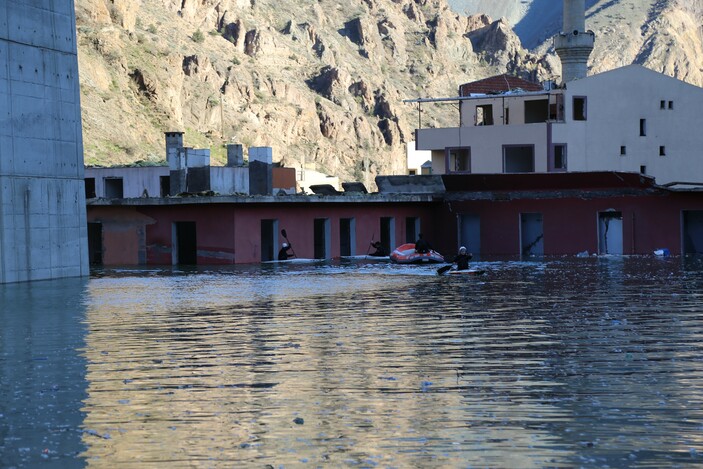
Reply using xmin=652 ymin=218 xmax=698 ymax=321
xmin=414 ymin=66 xmax=703 ymax=185
xmin=1 ymin=1 xmax=88 ymax=283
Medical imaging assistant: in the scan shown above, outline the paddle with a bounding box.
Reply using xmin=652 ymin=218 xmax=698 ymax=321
xmin=437 ymin=264 xmax=454 ymax=275
xmin=281 ymin=229 xmax=296 ymax=257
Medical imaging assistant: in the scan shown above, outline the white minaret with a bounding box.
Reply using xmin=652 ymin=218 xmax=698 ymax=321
xmin=554 ymin=0 xmax=594 ymax=83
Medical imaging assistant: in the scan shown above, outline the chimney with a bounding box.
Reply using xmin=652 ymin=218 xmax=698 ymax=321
xmin=554 ymin=0 xmax=594 ymax=83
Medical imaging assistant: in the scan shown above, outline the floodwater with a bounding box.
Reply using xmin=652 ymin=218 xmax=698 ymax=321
xmin=2 ymin=256 xmax=703 ymax=468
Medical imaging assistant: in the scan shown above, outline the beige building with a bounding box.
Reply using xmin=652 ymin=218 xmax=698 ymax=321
xmin=412 ymin=65 xmax=703 ymax=185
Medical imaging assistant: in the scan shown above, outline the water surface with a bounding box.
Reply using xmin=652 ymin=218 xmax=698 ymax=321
xmin=2 ymin=257 xmax=703 ymax=467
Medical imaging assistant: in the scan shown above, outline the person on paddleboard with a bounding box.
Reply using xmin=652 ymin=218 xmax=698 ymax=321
xmin=414 ymin=233 xmax=431 ymax=254
xmin=278 ymin=242 xmax=294 ymax=260
xmin=452 ymin=246 xmax=472 ymax=270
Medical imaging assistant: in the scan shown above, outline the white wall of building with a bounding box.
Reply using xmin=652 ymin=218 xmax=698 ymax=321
xmin=0 ymin=1 xmax=88 ymax=283
xmin=417 ymin=65 xmax=703 ymax=185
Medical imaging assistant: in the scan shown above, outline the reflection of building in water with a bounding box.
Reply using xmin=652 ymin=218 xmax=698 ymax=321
xmin=0 ymin=278 xmax=89 ymax=466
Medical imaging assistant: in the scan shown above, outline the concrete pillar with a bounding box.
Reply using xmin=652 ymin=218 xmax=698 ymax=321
xmin=554 ymin=0 xmax=594 ymax=83
xmin=226 ymin=144 xmax=244 ymax=167
xmin=248 ymin=147 xmax=273 ymax=195
xmin=165 ymin=132 xmax=186 ymax=195
xmin=1 ymin=0 xmax=89 ymax=283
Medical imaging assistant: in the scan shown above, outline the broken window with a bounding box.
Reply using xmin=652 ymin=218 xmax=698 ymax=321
xmin=524 ymin=99 xmax=549 ymax=124
xmin=447 ymin=147 xmax=471 ymax=173
xmin=104 ymin=177 xmax=124 ymax=199
xmin=503 ymin=145 xmax=534 ymax=173
xmin=573 ymin=97 xmax=587 ymax=121
xmin=552 ymin=144 xmax=567 ymax=171
xmin=476 ymin=104 xmax=494 ymax=126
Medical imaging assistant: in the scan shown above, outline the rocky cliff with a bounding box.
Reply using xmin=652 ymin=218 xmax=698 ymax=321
xmin=75 ymin=0 xmax=549 ymax=185
xmin=76 ymin=0 xmax=703 ymax=187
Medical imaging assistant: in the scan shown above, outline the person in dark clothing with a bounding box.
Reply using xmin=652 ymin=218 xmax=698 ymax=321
xmin=369 ymin=241 xmax=388 ymax=257
xmin=278 ymin=242 xmax=294 ymax=260
xmin=414 ymin=233 xmax=431 ymax=253
xmin=453 ymin=246 xmax=473 ymax=271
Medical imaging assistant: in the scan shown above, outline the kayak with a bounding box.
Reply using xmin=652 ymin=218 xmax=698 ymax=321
xmin=446 ymin=268 xmax=486 ymax=276
xmin=341 ymin=255 xmax=391 ymax=261
xmin=262 ymin=258 xmax=322 ymax=264
xmin=390 ymin=243 xmax=444 ymax=264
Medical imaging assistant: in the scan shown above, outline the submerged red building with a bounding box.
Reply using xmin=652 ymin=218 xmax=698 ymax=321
xmin=86 ymin=172 xmax=703 ymax=265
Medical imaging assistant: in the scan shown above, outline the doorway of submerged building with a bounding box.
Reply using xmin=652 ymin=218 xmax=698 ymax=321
xmin=261 ymin=219 xmax=279 ymax=262
xmin=340 ymin=218 xmax=356 ymax=257
xmin=459 ymin=214 xmax=481 ymax=259
xmin=172 ymin=221 xmax=197 ymax=265
xmin=598 ymin=211 xmax=623 ymax=255
xmin=87 ymin=222 xmax=103 ymax=265
xmin=381 ymin=217 xmax=395 ymax=252
xmin=314 ymin=218 xmax=331 ymax=259
xmin=405 ymin=217 xmax=420 ymax=244
xmin=682 ymin=210 xmax=703 ymax=254
xmin=520 ymin=213 xmax=544 ymax=257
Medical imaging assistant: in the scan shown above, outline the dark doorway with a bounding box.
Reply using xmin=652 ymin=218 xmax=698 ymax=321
xmin=160 ymin=176 xmax=171 ymax=198
xmin=85 ymin=178 xmax=96 ymax=199
xmin=520 ymin=213 xmax=544 ymax=256
xmin=459 ymin=214 xmax=480 ymax=257
xmin=598 ymin=211 xmax=623 ymax=255
xmin=261 ymin=219 xmax=277 ymax=262
xmin=87 ymin=222 xmax=103 ymax=265
xmin=405 ymin=217 xmax=419 ymax=243
xmin=173 ymin=222 xmax=197 ymax=265
xmin=340 ymin=218 xmax=355 ymax=256
xmin=683 ymin=211 xmax=703 ymax=254
xmin=314 ymin=218 xmax=330 ymax=259
xmin=381 ymin=217 xmax=395 ymax=252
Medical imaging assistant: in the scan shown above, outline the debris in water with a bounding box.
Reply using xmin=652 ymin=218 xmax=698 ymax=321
xmin=293 ymin=417 xmax=304 ymax=425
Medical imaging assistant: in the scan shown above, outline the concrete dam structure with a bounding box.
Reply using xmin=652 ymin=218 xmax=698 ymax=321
xmin=0 ymin=1 xmax=88 ymax=283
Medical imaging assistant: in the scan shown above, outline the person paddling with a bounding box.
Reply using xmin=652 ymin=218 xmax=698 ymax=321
xmin=369 ymin=241 xmax=388 ymax=257
xmin=452 ymin=246 xmax=472 ymax=271
xmin=278 ymin=242 xmax=294 ymax=260
xmin=414 ymin=233 xmax=431 ymax=254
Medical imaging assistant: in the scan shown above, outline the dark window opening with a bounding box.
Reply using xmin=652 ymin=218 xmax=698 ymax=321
xmin=408 ymin=169 xmax=417 ymax=176
xmin=573 ymin=97 xmax=587 ymax=121
xmin=476 ymin=104 xmax=494 ymax=126
xmin=640 ymin=165 xmax=647 ymax=174
xmin=659 ymin=146 xmax=666 ymax=156
xmin=505 ymin=107 xmax=510 ymax=125
xmin=314 ymin=218 xmax=329 ymax=259
xmin=85 ymin=178 xmax=96 ymax=199
xmin=160 ymin=176 xmax=170 ymax=197
xmin=660 ymin=100 xmax=666 ymax=109
xmin=549 ymin=94 xmax=565 ymax=121
xmin=340 ymin=218 xmax=353 ymax=257
xmin=640 ymin=119 xmax=647 ymax=136
xmin=668 ymin=101 xmax=674 ymax=110
xmin=524 ymin=99 xmax=549 ymax=124
xmin=504 ymin=146 xmax=535 ymax=173
xmin=620 ymin=146 xmax=627 ymax=156
xmin=447 ymin=147 xmax=471 ymax=173
xmin=553 ymin=144 xmax=567 ymax=171
xmin=104 ymin=177 xmax=124 ymax=199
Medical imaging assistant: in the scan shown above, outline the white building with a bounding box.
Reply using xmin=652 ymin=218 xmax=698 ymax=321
xmin=414 ymin=65 xmax=703 ymax=186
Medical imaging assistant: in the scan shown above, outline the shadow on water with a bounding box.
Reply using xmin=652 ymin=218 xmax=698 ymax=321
xmin=3 ymin=256 xmax=703 ymax=467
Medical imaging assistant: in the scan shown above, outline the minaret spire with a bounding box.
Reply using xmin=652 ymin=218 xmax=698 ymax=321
xmin=554 ymin=0 xmax=594 ymax=83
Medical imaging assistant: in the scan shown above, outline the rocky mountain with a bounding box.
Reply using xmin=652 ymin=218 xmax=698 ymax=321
xmin=75 ymin=0 xmax=550 ymax=185
xmin=75 ymin=0 xmax=703 ymax=187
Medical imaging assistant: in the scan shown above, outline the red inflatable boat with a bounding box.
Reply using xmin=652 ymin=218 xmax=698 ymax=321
xmin=390 ymin=243 xmax=445 ymax=264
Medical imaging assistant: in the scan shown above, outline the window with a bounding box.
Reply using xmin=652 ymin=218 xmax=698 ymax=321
xmin=505 ymin=107 xmax=510 ymax=125
xmin=104 ymin=177 xmax=124 ymax=198
xmin=503 ymin=145 xmax=535 ymax=173
xmin=659 ymin=146 xmax=666 ymax=156
xmin=476 ymin=104 xmax=494 ymax=126
xmin=640 ymin=165 xmax=647 ymax=174
xmin=447 ymin=147 xmax=471 ymax=173
xmin=640 ymin=119 xmax=647 ymax=136
xmin=85 ymin=178 xmax=96 ymax=199
xmin=552 ymin=144 xmax=567 ymax=171
xmin=660 ymin=100 xmax=666 ymax=110
xmin=160 ymin=175 xmax=170 ymax=197
xmin=408 ymin=169 xmax=417 ymax=175
xmin=668 ymin=101 xmax=674 ymax=110
xmin=620 ymin=146 xmax=627 ymax=156
xmin=573 ymin=97 xmax=587 ymax=121
xmin=525 ymin=99 xmax=549 ymax=124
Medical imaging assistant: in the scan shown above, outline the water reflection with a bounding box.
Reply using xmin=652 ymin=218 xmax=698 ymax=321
xmin=0 ymin=278 xmax=89 ymax=468
xmin=3 ymin=257 xmax=703 ymax=467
